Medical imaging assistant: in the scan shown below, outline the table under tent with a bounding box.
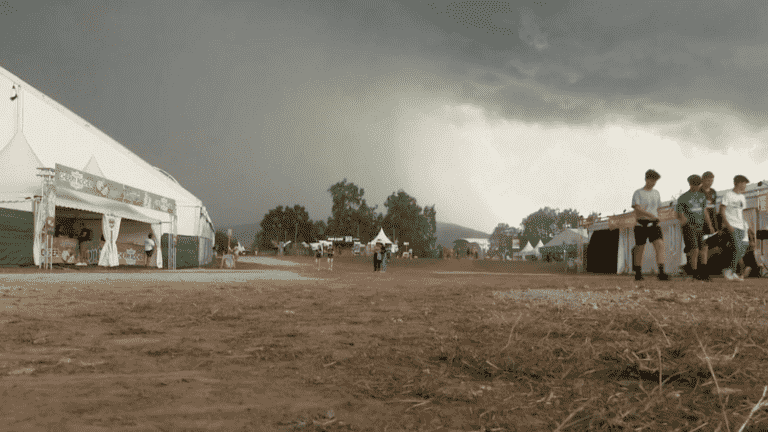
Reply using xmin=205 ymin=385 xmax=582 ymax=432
xmin=577 ymin=182 xmax=768 ymax=276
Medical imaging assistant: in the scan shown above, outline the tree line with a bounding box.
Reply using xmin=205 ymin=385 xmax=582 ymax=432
xmin=244 ymin=179 xmax=438 ymax=257
xmin=488 ymin=207 xmax=599 ymax=258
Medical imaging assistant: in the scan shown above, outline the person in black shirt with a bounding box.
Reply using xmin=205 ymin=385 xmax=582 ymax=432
xmin=76 ymin=223 xmax=92 ymax=265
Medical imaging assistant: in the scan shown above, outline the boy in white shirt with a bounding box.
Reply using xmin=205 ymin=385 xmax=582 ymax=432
xmin=631 ymin=169 xmax=669 ymax=281
xmin=720 ymin=175 xmax=751 ymax=281
xmin=144 ymin=233 xmax=155 ymax=268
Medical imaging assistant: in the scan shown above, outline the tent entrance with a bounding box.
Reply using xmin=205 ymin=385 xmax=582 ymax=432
xmin=51 ymin=205 xmax=157 ymax=266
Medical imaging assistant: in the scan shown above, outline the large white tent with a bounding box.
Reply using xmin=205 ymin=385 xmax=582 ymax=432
xmin=0 ymin=66 xmax=215 ymax=268
xmin=533 ymin=240 xmax=544 ymax=258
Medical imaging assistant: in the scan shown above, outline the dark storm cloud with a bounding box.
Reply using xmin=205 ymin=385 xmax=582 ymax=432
xmin=2 ymin=0 xmax=768 ymax=229
xmin=413 ymin=0 xmax=768 ymax=150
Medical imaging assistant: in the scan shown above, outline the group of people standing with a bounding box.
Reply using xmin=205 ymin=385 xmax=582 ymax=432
xmin=315 ymin=244 xmax=336 ymax=271
xmin=313 ymin=242 xmax=392 ymax=273
xmin=632 ymin=169 xmax=761 ymax=282
xmin=373 ymin=242 xmax=390 ymax=272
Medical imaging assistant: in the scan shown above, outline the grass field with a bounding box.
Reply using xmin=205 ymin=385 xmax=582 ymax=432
xmin=1 ymin=256 xmax=768 ymax=431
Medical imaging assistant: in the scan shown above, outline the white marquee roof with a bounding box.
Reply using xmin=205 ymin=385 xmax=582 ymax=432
xmin=0 ymin=66 xmax=213 ymax=237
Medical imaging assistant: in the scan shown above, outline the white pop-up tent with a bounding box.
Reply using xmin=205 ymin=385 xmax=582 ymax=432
xmin=0 ymin=66 xmax=215 ymax=268
xmin=367 ymin=228 xmax=399 ymax=253
xmin=533 ymin=240 xmax=545 ymax=258
xmin=519 ymin=241 xmax=534 ymax=255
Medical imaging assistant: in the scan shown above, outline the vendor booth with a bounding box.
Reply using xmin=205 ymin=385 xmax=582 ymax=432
xmin=0 ymin=66 xmax=215 ymax=268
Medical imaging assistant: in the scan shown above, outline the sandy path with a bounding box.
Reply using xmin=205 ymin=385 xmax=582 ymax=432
xmin=0 ymin=268 xmax=317 ymax=290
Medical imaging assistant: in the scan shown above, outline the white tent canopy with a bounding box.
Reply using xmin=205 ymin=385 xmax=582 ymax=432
xmin=368 ymin=228 xmax=393 ymax=246
xmin=543 ymin=228 xmax=589 ymax=248
xmin=519 ymin=241 xmax=534 ymax=254
xmin=0 ymin=66 xmax=215 ymax=267
xmin=0 ymin=66 xmax=213 ymax=237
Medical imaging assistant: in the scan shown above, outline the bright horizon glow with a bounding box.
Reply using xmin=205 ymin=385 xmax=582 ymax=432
xmin=395 ymin=104 xmax=768 ymax=234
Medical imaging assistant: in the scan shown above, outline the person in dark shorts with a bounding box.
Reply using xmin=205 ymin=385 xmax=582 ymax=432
xmin=76 ymin=223 xmax=92 ymax=265
xmin=699 ymin=171 xmax=717 ymax=278
xmin=373 ymin=242 xmax=383 ymax=272
xmin=144 ymin=233 xmax=155 ymax=267
xmin=738 ymin=231 xmax=765 ymax=278
xmin=631 ymin=169 xmax=669 ymax=281
xmin=327 ymin=244 xmax=335 ymax=271
xmin=676 ymin=174 xmax=711 ymax=281
xmin=315 ymin=244 xmax=323 ymax=270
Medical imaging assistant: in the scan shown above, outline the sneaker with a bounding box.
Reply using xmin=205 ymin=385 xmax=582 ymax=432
xmin=723 ymin=269 xmax=735 ymax=281
xmin=658 ymin=273 xmax=670 ymax=281
xmin=634 ymin=273 xmax=644 ymax=281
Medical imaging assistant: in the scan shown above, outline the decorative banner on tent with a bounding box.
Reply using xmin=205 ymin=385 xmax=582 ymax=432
xmin=759 ymin=192 xmax=768 ymax=212
xmin=608 ymin=213 xmax=637 ymax=230
xmin=54 ymin=164 xmax=176 ymax=215
xmin=50 ymin=238 xmax=150 ymax=265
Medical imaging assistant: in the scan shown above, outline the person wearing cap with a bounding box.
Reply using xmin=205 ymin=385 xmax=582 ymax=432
xmin=720 ymin=175 xmax=751 ymax=281
xmin=631 ymin=169 xmax=669 ymax=281
xmin=676 ymin=174 xmax=710 ymax=281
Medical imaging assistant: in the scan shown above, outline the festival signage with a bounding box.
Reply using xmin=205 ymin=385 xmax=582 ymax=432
xmin=608 ymin=213 xmax=637 ymax=230
xmin=50 ymin=238 xmax=150 ymax=265
xmin=54 ymin=164 xmax=176 ymax=215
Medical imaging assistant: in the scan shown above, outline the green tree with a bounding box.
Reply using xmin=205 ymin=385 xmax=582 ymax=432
xmin=520 ymin=207 xmax=593 ymax=249
xmin=422 ymin=205 xmax=438 ymax=254
xmin=354 ymin=199 xmax=382 ymax=243
xmin=556 ymin=208 xmax=582 ymax=230
xmin=256 ymin=204 xmax=316 ymax=250
xmin=327 ymin=179 xmax=366 ymax=238
xmin=312 ymin=219 xmax=327 ymax=241
xmin=382 ymin=190 xmax=436 ymax=257
xmin=214 ymin=230 xmax=239 ymax=254
xmin=489 ymin=223 xmax=518 ymax=258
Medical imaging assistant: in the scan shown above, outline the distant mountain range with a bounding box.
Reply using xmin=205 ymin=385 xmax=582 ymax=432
xmin=434 ymin=221 xmax=490 ymax=249
xmin=217 ymin=220 xmax=490 ymax=250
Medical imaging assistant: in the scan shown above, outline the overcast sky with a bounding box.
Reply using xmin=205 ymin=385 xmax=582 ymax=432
xmin=2 ymin=0 xmax=768 ymax=234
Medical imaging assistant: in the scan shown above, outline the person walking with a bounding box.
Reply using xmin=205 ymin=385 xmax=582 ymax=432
xmin=720 ymin=175 xmax=751 ymax=281
xmin=76 ymin=223 xmax=92 ymax=266
xmin=699 ymin=171 xmax=717 ymax=280
xmin=327 ymin=244 xmax=335 ymax=271
xmin=676 ymin=174 xmax=711 ymax=281
xmin=374 ymin=242 xmax=383 ymax=272
xmin=315 ymin=244 xmax=323 ymax=270
xmin=144 ymin=233 xmax=155 ymax=268
xmin=381 ymin=244 xmax=389 ymax=273
xmin=631 ymin=169 xmax=669 ymax=281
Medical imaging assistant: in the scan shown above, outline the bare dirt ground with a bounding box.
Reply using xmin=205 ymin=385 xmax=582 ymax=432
xmin=2 ymin=256 xmax=768 ymax=431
